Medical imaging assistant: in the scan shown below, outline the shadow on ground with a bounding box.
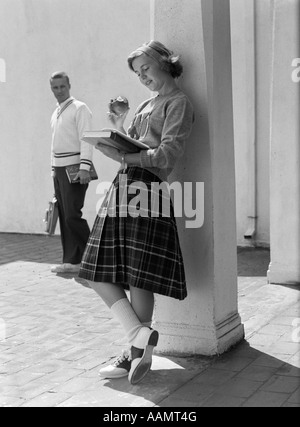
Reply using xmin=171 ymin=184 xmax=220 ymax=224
xmin=92 ymin=340 xmax=300 ymax=407
xmin=237 ymin=247 xmax=270 ymax=277
xmin=0 ymin=234 xmax=62 ymax=266
xmin=0 ymin=234 xmax=270 ymax=277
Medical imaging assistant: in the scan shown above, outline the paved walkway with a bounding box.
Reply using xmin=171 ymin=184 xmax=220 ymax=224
xmin=0 ymin=233 xmax=299 ymax=407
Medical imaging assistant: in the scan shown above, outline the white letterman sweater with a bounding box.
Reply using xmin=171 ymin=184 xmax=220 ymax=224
xmin=50 ymin=97 xmax=93 ymax=174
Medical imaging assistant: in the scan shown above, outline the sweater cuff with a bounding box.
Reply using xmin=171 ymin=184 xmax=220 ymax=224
xmin=80 ymin=159 xmax=92 ymax=171
xmin=140 ymin=149 xmax=153 ymax=168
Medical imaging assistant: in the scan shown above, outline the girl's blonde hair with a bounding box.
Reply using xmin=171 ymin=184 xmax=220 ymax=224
xmin=127 ymin=40 xmax=183 ymax=78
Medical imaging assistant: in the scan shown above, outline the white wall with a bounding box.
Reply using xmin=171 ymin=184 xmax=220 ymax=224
xmin=268 ymin=0 xmax=300 ymax=285
xmin=0 ymin=0 xmax=273 ymax=248
xmin=0 ymin=0 xmax=151 ymax=233
xmin=230 ymin=0 xmax=272 ymax=246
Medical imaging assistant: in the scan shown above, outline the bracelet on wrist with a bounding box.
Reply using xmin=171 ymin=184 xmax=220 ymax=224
xmin=120 ymin=153 xmax=125 ymax=168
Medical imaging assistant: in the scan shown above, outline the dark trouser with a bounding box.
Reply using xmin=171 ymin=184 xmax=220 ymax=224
xmin=53 ymin=167 xmax=90 ymax=264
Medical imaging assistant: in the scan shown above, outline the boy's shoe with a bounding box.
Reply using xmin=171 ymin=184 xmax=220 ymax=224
xmin=51 ymin=263 xmax=80 ymax=274
xmin=128 ymin=327 xmax=159 ymax=385
xmin=99 ymin=349 xmax=131 ymax=379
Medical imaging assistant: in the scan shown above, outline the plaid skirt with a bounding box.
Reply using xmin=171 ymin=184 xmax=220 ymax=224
xmin=79 ymin=167 xmax=187 ymax=300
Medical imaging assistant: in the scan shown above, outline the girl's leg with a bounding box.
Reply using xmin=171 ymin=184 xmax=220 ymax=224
xmin=86 ymin=280 xmax=144 ymax=344
xmin=87 ymin=281 xmax=139 ymax=381
xmin=87 ymin=281 xmax=154 ymax=333
xmin=87 ymin=280 xmax=158 ymax=384
xmin=88 ymin=281 xmax=127 ymax=308
xmin=129 ymin=286 xmax=154 ymax=325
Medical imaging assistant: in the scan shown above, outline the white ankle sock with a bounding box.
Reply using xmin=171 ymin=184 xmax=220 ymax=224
xmin=111 ymin=298 xmax=143 ymax=345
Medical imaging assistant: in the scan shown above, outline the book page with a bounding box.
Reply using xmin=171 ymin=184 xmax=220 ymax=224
xmin=83 ymin=129 xmax=149 ymax=149
xmin=101 ymin=128 xmax=150 ymax=148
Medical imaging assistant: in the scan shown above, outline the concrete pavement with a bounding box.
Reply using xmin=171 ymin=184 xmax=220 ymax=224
xmin=0 ymin=233 xmax=299 ymax=407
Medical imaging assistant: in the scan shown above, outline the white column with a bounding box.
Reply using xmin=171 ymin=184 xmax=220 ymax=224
xmin=152 ymin=0 xmax=244 ymax=356
xmin=243 ymin=0 xmax=257 ymax=241
xmin=268 ymin=0 xmax=300 ymax=285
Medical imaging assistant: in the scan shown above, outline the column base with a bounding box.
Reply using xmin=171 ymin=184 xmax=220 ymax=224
xmin=267 ymin=262 xmax=300 ymax=286
xmin=153 ymin=313 xmax=244 ymax=357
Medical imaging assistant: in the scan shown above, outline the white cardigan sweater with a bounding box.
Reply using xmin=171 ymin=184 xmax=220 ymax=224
xmin=50 ymin=97 xmax=93 ymax=174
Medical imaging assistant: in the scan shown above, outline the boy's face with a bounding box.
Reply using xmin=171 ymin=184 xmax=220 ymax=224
xmin=50 ymin=77 xmax=71 ymax=104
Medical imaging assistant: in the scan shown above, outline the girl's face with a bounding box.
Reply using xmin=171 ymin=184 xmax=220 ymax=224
xmin=132 ymin=54 xmax=168 ymax=93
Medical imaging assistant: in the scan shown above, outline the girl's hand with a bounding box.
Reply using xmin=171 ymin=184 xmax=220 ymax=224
xmin=107 ymin=108 xmax=130 ymax=130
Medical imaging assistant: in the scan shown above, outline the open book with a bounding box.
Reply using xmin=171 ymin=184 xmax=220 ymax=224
xmin=82 ymin=129 xmax=149 ymax=153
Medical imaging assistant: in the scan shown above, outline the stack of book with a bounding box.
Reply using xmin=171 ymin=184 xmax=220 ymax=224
xmin=82 ymin=129 xmax=149 ymax=153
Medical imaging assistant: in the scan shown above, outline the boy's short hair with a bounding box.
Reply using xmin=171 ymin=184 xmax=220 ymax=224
xmin=50 ymin=71 xmax=70 ymax=85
